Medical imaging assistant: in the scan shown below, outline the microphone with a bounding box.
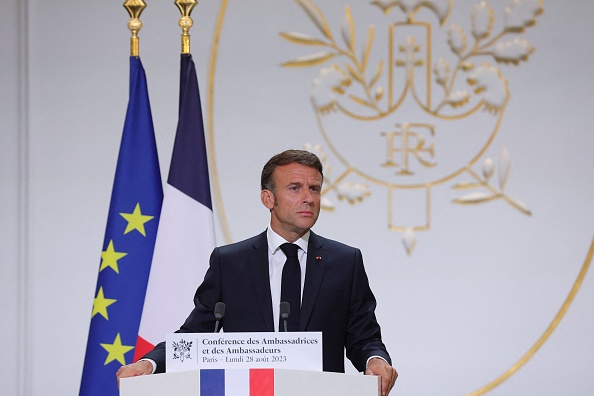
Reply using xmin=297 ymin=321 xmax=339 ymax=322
xmin=213 ymin=302 xmax=225 ymax=333
xmin=280 ymin=302 xmax=290 ymax=332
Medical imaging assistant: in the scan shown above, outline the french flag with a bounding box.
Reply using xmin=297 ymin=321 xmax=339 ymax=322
xmin=134 ymin=54 xmax=215 ymax=360
xmin=201 ymin=369 xmax=274 ymax=396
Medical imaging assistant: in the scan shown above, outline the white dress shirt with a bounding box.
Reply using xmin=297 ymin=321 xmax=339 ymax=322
xmin=266 ymin=227 xmax=309 ymax=332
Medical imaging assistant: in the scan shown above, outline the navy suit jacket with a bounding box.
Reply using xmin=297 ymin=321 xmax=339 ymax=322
xmin=144 ymin=230 xmax=390 ymax=373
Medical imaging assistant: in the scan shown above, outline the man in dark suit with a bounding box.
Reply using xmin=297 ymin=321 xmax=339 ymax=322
xmin=117 ymin=150 xmax=398 ymax=395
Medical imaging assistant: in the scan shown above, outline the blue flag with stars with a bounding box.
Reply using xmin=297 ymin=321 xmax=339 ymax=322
xmin=80 ymin=56 xmax=163 ymax=396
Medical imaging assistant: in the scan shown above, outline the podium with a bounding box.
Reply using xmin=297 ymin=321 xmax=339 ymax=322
xmin=120 ymin=368 xmax=380 ymax=395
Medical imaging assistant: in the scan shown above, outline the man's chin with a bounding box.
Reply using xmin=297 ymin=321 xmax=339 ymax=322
xmin=295 ymin=218 xmax=318 ymax=231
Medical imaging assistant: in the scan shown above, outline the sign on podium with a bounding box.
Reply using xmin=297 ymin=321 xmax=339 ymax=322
xmin=166 ymin=332 xmax=323 ymax=372
xmin=120 ymin=332 xmax=379 ymax=395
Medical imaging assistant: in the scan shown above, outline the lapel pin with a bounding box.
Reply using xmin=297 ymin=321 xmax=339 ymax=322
xmin=316 ymin=256 xmax=322 ymax=260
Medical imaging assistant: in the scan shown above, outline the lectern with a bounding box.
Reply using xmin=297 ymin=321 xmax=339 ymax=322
xmin=120 ymin=368 xmax=380 ymax=395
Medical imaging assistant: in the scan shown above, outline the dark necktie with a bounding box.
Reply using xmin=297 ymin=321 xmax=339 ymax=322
xmin=280 ymin=243 xmax=301 ymax=331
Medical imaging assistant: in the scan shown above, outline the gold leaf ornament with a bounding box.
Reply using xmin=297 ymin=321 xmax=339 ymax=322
xmin=433 ymin=57 xmax=450 ymax=87
xmin=321 ymin=197 xmax=336 ymax=211
xmin=493 ymin=38 xmax=535 ymax=64
xmin=311 ymin=65 xmax=349 ymax=111
xmin=282 ymin=51 xmax=335 ymax=68
xmin=279 ymin=32 xmax=327 ymax=46
xmin=345 ymin=63 xmax=363 ymax=84
xmin=460 ymin=61 xmax=474 ymax=71
xmin=297 ymin=0 xmax=334 ymax=41
xmin=361 ymin=25 xmax=375 ymax=72
xmin=341 ymin=5 xmax=355 ymax=54
xmin=402 ymin=227 xmax=417 ymax=256
xmin=507 ymin=197 xmax=532 ymax=215
xmin=467 ymin=63 xmax=508 ymax=113
xmin=370 ymin=0 xmax=399 ymax=15
xmin=369 ymin=60 xmax=384 ymax=88
xmin=375 ymin=86 xmax=384 ymax=101
xmin=447 ymin=23 xmax=467 ymax=56
xmin=504 ymin=0 xmax=543 ymax=32
xmin=453 ymin=191 xmax=497 ymax=204
xmin=336 ymin=182 xmax=371 ymax=204
xmin=304 ymin=143 xmax=328 ymax=166
xmin=498 ymin=145 xmax=511 ymax=191
xmin=482 ymin=157 xmax=495 ymax=180
xmin=452 ymin=181 xmax=484 ymax=190
xmin=471 ymin=1 xmax=494 ymax=41
xmin=372 ymin=0 xmax=452 ymax=25
xmin=419 ymin=0 xmax=454 ymax=25
xmin=348 ymin=94 xmax=375 ymax=110
xmin=446 ymin=90 xmax=470 ymax=108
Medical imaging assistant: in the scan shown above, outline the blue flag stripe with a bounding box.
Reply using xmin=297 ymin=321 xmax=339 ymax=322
xmin=167 ymin=54 xmax=213 ymax=210
xmin=201 ymin=369 xmax=226 ymax=396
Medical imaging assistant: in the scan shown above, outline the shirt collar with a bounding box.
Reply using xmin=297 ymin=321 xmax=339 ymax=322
xmin=267 ymin=226 xmax=310 ymax=255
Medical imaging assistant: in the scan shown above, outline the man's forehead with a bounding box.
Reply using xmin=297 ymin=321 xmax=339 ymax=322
xmin=276 ymin=165 xmax=321 ymax=180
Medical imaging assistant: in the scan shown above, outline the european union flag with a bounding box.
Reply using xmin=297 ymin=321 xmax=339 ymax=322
xmin=80 ymin=56 xmax=163 ymax=396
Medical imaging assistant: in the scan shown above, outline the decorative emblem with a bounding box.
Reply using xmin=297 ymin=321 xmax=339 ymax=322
xmin=281 ymin=0 xmax=542 ymax=255
xmin=172 ymin=339 xmax=193 ymax=363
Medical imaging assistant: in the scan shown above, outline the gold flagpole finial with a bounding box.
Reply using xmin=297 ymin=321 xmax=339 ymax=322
xmin=124 ymin=0 xmax=147 ymax=57
xmin=175 ymin=0 xmax=197 ymax=54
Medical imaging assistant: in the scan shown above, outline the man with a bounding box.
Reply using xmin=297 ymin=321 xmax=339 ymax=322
xmin=117 ymin=150 xmax=398 ymax=395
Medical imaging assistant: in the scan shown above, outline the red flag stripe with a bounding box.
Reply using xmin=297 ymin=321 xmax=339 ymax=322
xmin=133 ymin=335 xmax=155 ymax=363
xmin=250 ymin=369 xmax=274 ymax=396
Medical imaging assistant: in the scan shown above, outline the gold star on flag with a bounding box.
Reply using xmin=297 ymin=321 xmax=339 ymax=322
xmin=99 ymin=240 xmax=127 ymax=273
xmin=120 ymin=202 xmax=154 ymax=236
xmin=92 ymin=287 xmax=117 ymax=320
xmin=100 ymin=333 xmax=134 ymax=366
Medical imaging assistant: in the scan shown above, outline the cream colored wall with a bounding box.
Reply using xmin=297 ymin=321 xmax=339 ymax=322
xmin=1 ymin=0 xmax=593 ymax=395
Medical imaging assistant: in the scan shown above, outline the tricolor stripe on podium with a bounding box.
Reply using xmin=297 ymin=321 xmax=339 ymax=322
xmin=200 ymin=369 xmax=274 ymax=396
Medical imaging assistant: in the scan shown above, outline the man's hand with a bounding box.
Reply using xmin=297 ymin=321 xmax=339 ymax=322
xmin=116 ymin=360 xmax=153 ymax=386
xmin=365 ymin=357 xmax=398 ymax=396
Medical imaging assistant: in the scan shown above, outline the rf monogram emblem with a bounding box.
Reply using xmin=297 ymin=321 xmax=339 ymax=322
xmin=381 ymin=123 xmax=436 ymax=175
xmin=281 ymin=0 xmax=542 ymax=254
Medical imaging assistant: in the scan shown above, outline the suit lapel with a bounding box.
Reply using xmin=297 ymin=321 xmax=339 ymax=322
xmin=249 ymin=232 xmax=275 ymax=331
xmin=300 ymin=231 xmax=326 ymax=331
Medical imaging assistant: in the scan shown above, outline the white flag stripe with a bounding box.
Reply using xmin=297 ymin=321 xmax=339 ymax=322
xmin=139 ymin=184 xmax=215 ymax=344
xmin=225 ymin=369 xmax=250 ymax=396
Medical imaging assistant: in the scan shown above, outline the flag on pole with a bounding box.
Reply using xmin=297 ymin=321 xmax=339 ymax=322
xmin=80 ymin=56 xmax=163 ymax=396
xmin=135 ymin=53 xmax=216 ymax=359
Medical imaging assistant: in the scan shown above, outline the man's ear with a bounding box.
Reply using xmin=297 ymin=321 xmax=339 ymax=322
xmin=261 ymin=189 xmax=274 ymax=210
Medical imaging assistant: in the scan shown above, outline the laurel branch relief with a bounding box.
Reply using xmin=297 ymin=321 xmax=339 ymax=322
xmin=281 ymin=0 xmax=542 ymax=254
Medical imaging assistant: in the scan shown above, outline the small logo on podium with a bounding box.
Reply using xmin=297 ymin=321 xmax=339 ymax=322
xmin=172 ymin=339 xmax=193 ymax=363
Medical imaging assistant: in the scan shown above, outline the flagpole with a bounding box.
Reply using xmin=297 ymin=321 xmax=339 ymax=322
xmin=123 ymin=0 xmax=147 ymax=57
xmin=175 ymin=0 xmax=197 ymax=54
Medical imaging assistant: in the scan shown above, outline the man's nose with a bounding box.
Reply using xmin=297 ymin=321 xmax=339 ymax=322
xmin=302 ymin=190 xmax=313 ymax=204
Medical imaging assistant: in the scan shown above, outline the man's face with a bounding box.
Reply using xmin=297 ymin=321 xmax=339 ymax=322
xmin=261 ymin=163 xmax=322 ymax=242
